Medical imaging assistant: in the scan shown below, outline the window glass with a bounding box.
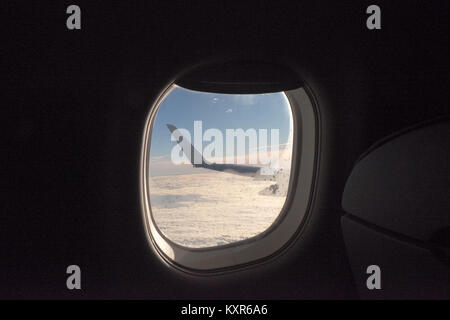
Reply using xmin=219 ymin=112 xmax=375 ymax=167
xmin=148 ymin=85 xmax=294 ymax=248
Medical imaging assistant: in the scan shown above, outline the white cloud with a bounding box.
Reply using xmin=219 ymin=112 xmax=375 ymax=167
xmin=149 ymin=172 xmax=287 ymax=248
xmin=150 ymin=154 xmax=170 ymax=162
xmin=234 ymin=94 xmax=258 ymax=106
xmin=225 ymin=108 xmax=233 ymax=113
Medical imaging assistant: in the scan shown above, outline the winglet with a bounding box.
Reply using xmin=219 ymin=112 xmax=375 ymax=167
xmin=166 ymin=124 xmax=177 ymax=133
xmin=166 ymin=123 xmax=206 ymax=166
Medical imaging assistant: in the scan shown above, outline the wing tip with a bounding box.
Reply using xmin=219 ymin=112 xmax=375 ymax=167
xmin=166 ymin=124 xmax=177 ymax=133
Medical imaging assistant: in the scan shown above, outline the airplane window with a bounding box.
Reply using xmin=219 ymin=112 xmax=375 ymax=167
xmin=146 ymin=85 xmax=294 ymax=248
xmin=141 ymin=82 xmax=316 ymax=270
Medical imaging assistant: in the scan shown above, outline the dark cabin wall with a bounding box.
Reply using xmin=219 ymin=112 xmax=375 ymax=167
xmin=3 ymin=1 xmax=448 ymax=298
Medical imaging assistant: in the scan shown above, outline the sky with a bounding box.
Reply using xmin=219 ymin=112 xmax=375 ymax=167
xmin=149 ymin=85 xmax=292 ymax=176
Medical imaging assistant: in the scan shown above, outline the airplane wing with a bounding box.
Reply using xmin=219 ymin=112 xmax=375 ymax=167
xmin=166 ymin=124 xmax=264 ymax=178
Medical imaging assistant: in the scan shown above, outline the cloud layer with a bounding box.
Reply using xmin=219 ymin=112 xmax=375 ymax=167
xmin=149 ymin=172 xmax=288 ymax=248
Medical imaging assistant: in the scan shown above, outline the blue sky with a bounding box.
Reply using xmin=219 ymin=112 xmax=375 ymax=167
xmin=150 ymin=85 xmax=292 ymax=159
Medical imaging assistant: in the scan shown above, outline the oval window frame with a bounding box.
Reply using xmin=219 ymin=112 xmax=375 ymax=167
xmin=140 ymin=81 xmax=318 ymax=273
